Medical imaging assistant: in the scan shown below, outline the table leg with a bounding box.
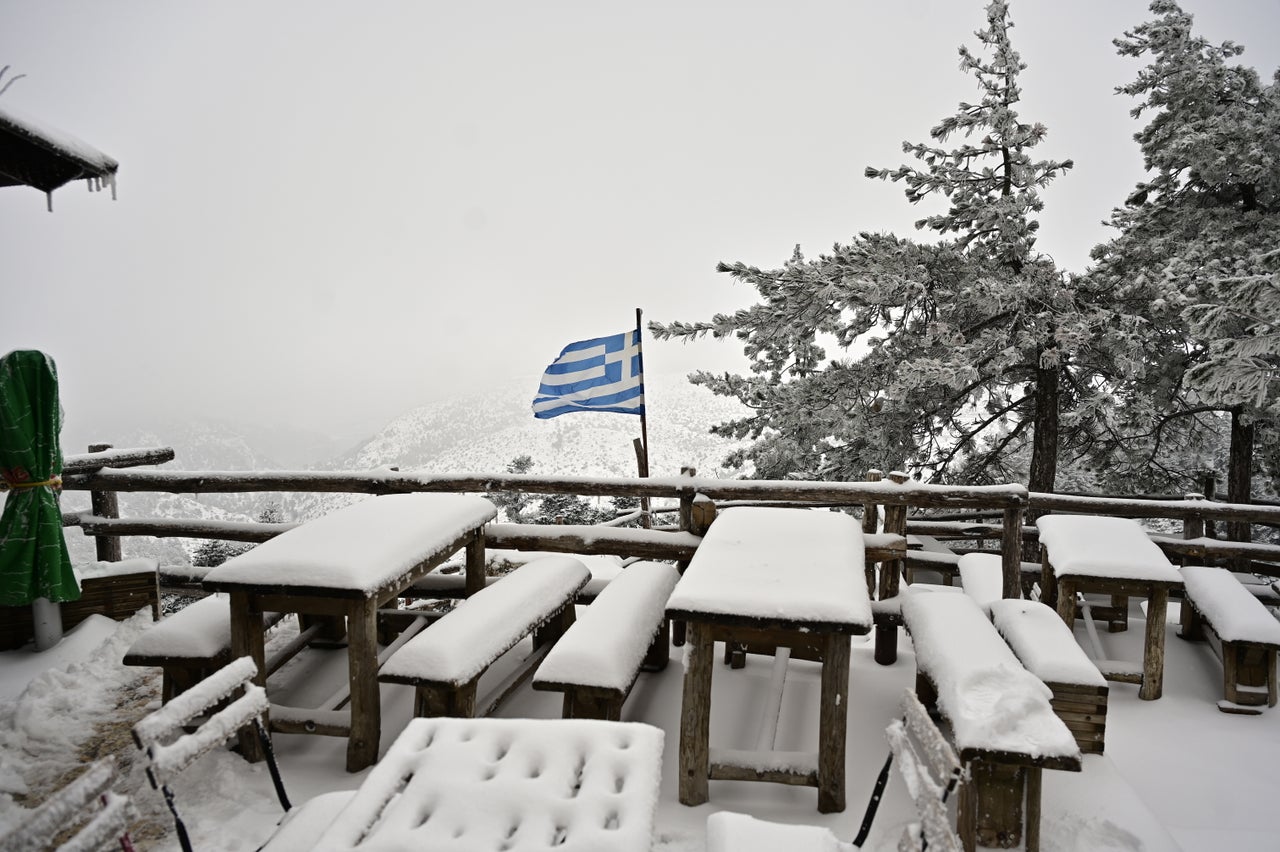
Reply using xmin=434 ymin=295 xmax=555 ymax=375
xmin=1140 ymin=586 xmax=1168 ymax=701
xmin=1055 ymin=578 xmax=1076 ymax=630
xmin=678 ymin=621 xmax=713 ymax=806
xmin=229 ymin=591 xmax=266 ymax=762
xmin=346 ymin=598 xmax=381 ymax=772
xmin=465 ymin=530 xmax=486 ymax=597
xmin=818 ymin=634 xmax=850 ymax=813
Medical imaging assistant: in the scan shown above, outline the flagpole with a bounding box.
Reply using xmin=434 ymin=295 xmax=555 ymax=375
xmin=635 ymin=307 xmax=652 ymax=529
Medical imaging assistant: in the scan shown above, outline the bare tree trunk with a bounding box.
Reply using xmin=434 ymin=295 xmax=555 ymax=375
xmin=1227 ymin=406 xmax=1254 ymax=570
xmin=1028 ymin=365 xmax=1059 ymax=495
xmin=1024 ymin=365 xmax=1060 ymax=562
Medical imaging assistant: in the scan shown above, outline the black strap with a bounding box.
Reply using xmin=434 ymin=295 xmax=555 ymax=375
xmin=255 ymin=716 xmax=293 ymax=812
xmin=852 ymin=750 xmax=894 ymax=848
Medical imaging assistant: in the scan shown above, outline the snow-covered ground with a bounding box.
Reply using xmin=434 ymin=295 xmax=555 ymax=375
xmin=2 ymin=592 xmax=1278 ymax=851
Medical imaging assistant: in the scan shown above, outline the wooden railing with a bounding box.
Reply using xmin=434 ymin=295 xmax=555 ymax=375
xmin=56 ymin=448 xmax=1280 ymax=587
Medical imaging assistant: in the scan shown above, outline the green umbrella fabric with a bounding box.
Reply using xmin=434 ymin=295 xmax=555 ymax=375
xmin=0 ymin=350 xmax=78 ymax=606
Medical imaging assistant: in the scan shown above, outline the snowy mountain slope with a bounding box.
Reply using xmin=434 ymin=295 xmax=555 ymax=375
xmin=62 ymin=375 xmax=751 ymax=565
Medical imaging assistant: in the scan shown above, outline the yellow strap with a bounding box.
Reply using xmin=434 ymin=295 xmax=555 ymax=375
xmin=5 ymin=476 xmax=62 ymax=489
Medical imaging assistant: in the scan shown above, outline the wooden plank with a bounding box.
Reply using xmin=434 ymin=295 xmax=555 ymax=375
xmin=708 ymin=761 xmax=818 ymax=787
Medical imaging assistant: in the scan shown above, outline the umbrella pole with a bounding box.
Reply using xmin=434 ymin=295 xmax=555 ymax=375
xmin=32 ymin=597 xmax=63 ymax=650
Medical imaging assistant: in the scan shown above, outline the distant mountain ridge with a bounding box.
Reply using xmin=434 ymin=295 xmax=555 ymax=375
xmin=64 ymin=374 xmax=751 ymax=566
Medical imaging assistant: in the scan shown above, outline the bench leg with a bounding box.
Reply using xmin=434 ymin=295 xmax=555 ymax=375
xmin=416 ymin=680 xmax=479 ymax=718
xmin=678 ymin=621 xmax=713 ymax=807
xmin=817 ymin=634 xmax=850 ymax=814
xmin=1179 ymin=599 xmax=1205 ymax=641
xmin=966 ymin=761 xmax=1026 ymax=849
xmin=874 ymin=623 xmax=898 ymax=666
xmin=640 ymin=619 xmax=670 ymax=672
xmin=1140 ymin=587 xmax=1168 ymax=701
xmin=1108 ymin=595 xmax=1130 ymax=632
xmin=563 ymin=691 xmax=623 ymax=722
xmin=533 ymin=603 xmax=576 ymax=650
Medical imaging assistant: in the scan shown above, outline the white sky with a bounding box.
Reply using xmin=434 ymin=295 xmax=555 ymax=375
xmin=2 ymin=0 xmax=1278 ymax=447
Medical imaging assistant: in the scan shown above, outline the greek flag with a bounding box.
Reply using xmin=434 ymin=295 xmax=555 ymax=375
xmin=532 ymin=330 xmax=645 ymax=419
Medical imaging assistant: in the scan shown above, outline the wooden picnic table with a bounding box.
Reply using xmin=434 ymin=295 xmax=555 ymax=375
xmin=202 ymin=493 xmax=496 ymax=771
xmin=665 ymin=506 xmax=872 ymax=813
xmin=1036 ymin=514 xmax=1183 ymax=701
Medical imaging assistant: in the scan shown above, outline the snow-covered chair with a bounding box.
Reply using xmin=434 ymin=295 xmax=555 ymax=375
xmin=132 ymin=656 xmax=292 ymax=852
xmin=705 ymin=690 xmax=964 ymax=852
xmin=0 ymin=758 xmax=134 ymax=852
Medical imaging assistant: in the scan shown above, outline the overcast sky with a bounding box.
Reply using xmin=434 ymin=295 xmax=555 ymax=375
xmin=3 ymin=0 xmax=1279 ymax=450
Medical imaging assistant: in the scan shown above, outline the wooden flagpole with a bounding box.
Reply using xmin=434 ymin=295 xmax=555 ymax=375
xmin=634 ymin=307 xmax=652 ymax=529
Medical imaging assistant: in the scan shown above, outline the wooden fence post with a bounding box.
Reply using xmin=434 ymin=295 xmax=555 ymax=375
xmin=1002 ymin=504 xmax=1024 ymax=599
xmin=875 ymin=471 xmax=908 ymax=666
xmin=1183 ymin=493 xmax=1206 ymax=567
xmin=863 ymin=469 xmax=882 ymax=594
xmin=87 ymin=443 xmax=122 ymax=562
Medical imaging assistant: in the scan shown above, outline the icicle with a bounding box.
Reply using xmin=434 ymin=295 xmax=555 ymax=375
xmin=46 ymin=191 xmax=53 ymax=213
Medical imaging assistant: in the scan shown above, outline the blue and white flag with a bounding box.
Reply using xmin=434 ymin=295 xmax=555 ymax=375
xmin=532 ymin=330 xmax=645 ymax=419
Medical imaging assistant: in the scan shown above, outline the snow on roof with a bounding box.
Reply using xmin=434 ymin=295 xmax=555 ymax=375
xmin=1181 ymin=565 xmax=1280 ymax=645
xmin=665 ymin=507 xmax=871 ymax=628
xmin=0 ymin=103 xmax=118 ymax=205
xmin=902 ymin=592 xmax=1080 ymax=760
xmin=203 ymin=494 xmax=496 ymax=595
xmin=1036 ymin=515 xmax=1181 ymax=582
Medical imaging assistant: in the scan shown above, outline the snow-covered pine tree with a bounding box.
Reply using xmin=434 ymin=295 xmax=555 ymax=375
xmin=1088 ymin=0 xmax=1279 ymax=505
xmin=654 ymin=1 xmax=1092 ymax=491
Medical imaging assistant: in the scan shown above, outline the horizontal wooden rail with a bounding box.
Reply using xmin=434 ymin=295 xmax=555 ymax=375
xmin=63 ymin=446 xmax=176 ymax=475
xmin=1028 ymin=491 xmax=1280 ymax=525
xmin=62 ymin=468 xmax=1028 ymax=508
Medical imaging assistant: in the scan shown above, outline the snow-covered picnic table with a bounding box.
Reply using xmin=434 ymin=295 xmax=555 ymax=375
xmin=281 ymin=716 xmax=664 ymax=852
xmin=664 ymin=506 xmax=872 ymax=813
xmin=1036 ymin=514 xmax=1183 ymax=700
xmin=202 ymin=493 xmax=497 ymax=771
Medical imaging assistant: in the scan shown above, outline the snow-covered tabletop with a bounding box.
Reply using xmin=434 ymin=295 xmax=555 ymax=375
xmin=665 ymin=507 xmax=871 ymax=630
xmin=902 ymin=592 xmax=1080 ymax=762
xmin=304 ymin=717 xmax=664 ymax=852
xmin=1035 ymin=515 xmax=1180 ymax=583
xmin=203 ymin=494 xmax=497 ymax=596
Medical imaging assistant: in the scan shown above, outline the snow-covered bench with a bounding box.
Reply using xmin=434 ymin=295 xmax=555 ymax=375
xmin=958 ymin=552 xmax=1003 ymax=610
xmin=380 ymin=556 xmax=591 ymax=718
xmin=990 ymin=598 xmax=1109 ymax=755
xmin=122 ymin=595 xmax=287 ymax=702
xmin=1179 ymin=565 xmax=1280 ymax=713
xmin=902 ymin=592 xmax=1081 ymax=852
xmin=533 ymin=560 xmax=679 ymax=720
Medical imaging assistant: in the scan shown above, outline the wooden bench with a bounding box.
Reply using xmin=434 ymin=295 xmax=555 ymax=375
xmin=990 ymin=598 xmax=1109 ymax=755
xmin=380 ymin=556 xmax=591 ymax=718
xmin=1179 ymin=565 xmax=1280 ymax=713
xmin=122 ymin=594 xmax=287 ymax=702
xmin=533 ymin=560 xmax=679 ymax=720
xmin=902 ymin=592 xmax=1081 ymax=852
